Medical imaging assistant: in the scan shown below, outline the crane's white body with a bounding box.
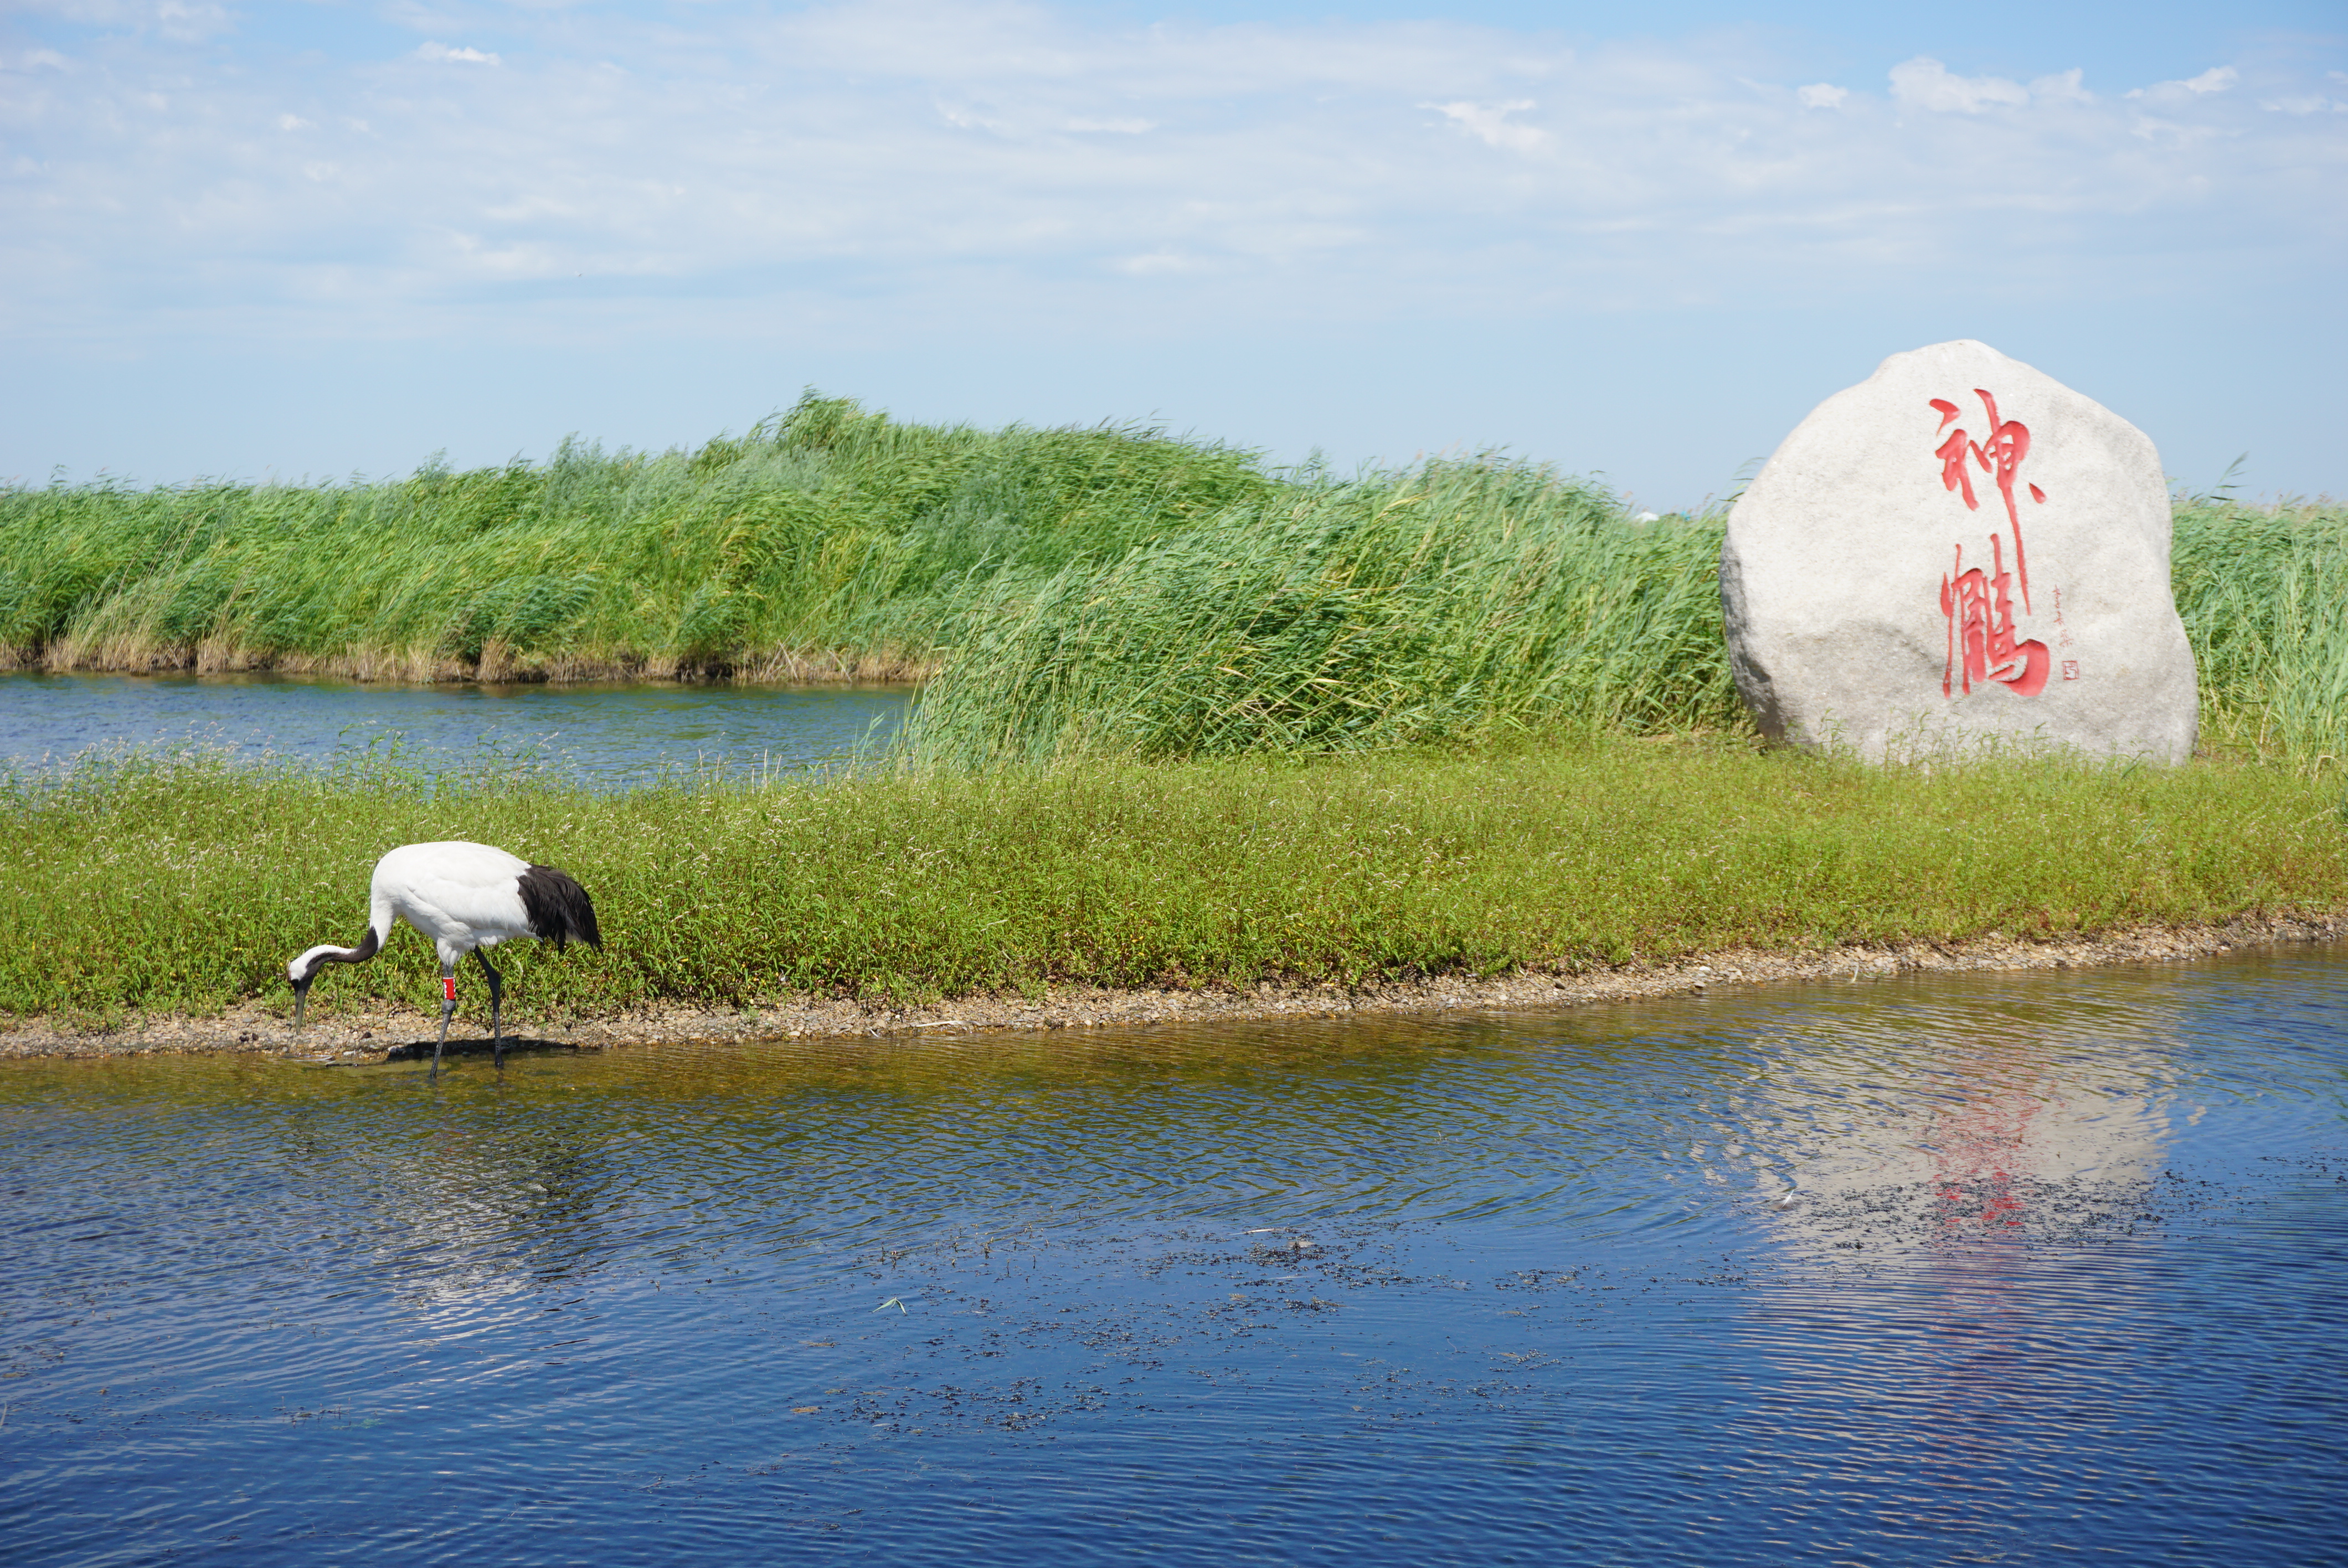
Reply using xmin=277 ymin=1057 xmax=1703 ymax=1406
xmin=290 ymin=841 xmax=536 ymax=978
xmin=286 ymin=840 xmax=600 ymax=1071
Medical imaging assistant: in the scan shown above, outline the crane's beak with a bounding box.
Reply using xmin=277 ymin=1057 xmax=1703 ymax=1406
xmin=291 ymin=974 xmax=313 ymax=1031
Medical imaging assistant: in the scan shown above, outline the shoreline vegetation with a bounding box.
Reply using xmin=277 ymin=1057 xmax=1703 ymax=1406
xmin=4 ymin=742 xmax=2345 ymax=1055
xmin=3 ymin=394 xmax=1273 ymax=693
xmin=4 ymin=397 xmax=2345 ymax=1055
xmin=7 ymin=393 xmax=2344 ymax=766
xmin=3 ymin=907 xmax=2342 ymax=1061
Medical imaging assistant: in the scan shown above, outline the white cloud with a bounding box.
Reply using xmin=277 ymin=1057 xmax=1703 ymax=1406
xmin=0 ymin=0 xmax=2340 ymax=352
xmin=415 ymin=43 xmax=501 ymax=66
xmin=2030 ymin=69 xmax=2092 ymax=105
xmin=2129 ymin=65 xmax=2239 ymax=102
xmin=16 ymin=0 xmax=233 ymax=42
xmin=153 ymin=0 xmax=227 ymax=40
xmin=1117 ymin=251 xmax=1208 ymax=275
xmin=937 ymin=102 xmax=1008 ymax=133
xmin=1889 ymin=56 xmax=2029 ymax=113
xmin=1426 ymin=99 xmax=1548 ymax=152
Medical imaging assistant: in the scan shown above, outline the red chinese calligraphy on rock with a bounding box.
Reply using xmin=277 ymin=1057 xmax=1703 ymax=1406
xmin=1930 ymin=389 xmax=2046 ymax=612
xmin=1940 ymin=534 xmax=2050 ymax=698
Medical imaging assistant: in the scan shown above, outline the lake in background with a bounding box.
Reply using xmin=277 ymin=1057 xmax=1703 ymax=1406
xmin=3 ymin=946 xmax=2344 ymax=1565
xmin=0 ymin=672 xmax=914 ymax=788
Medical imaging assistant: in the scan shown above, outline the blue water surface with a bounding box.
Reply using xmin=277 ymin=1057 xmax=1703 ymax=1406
xmin=0 ymin=671 xmax=912 ymax=788
xmin=1 ymin=947 xmax=2344 ymax=1565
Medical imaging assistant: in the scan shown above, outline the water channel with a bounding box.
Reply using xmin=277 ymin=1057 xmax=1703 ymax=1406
xmin=4 ymin=946 xmax=2344 ymax=1564
xmin=0 ymin=673 xmax=913 ymax=787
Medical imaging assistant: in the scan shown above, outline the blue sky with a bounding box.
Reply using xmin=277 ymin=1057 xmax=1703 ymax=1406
xmin=3 ymin=1 xmax=2341 ymax=507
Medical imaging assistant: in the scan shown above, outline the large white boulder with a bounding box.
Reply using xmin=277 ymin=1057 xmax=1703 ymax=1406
xmin=1719 ymin=340 xmax=2198 ymax=764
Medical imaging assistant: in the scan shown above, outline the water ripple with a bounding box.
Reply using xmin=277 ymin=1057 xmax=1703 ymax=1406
xmin=2 ymin=947 xmax=2345 ymax=1564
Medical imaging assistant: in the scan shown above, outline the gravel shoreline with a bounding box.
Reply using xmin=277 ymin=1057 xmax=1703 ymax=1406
xmin=7 ymin=911 xmax=2341 ymax=1063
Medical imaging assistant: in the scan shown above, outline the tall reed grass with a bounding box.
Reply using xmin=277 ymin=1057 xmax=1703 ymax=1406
xmin=2172 ymin=498 xmax=2348 ymax=766
xmin=0 ymin=394 xmax=1271 ymax=683
xmin=5 ymin=396 xmax=2343 ymax=768
xmin=899 ymin=481 xmax=2348 ymax=771
xmin=898 ymin=458 xmax=1736 ymax=766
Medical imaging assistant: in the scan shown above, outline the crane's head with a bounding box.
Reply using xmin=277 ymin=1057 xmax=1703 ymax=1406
xmin=287 ymin=945 xmax=338 ymax=1030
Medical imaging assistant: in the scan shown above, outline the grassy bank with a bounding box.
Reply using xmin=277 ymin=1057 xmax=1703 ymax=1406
xmin=7 ymin=398 xmax=2344 ymax=767
xmin=6 ymin=742 xmax=2342 ymax=1024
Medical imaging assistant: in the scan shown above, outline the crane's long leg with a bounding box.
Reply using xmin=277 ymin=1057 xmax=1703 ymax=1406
xmin=435 ymin=964 xmax=457 ymax=1077
xmin=475 ymin=948 xmax=505 ymax=1069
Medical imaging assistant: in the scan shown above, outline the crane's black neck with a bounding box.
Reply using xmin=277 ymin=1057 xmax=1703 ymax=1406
xmin=302 ymin=926 xmax=381 ymax=981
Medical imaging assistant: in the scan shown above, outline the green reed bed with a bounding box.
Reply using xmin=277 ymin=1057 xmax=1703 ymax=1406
xmin=905 ymin=488 xmax=2348 ymax=770
xmin=6 ymin=742 xmax=2341 ymax=1024
xmin=7 ymin=395 xmax=2343 ymax=768
xmin=899 ymin=458 xmax=1737 ymax=766
xmin=2173 ymin=498 xmax=2348 ymax=765
xmin=0 ymin=394 xmax=1271 ymax=682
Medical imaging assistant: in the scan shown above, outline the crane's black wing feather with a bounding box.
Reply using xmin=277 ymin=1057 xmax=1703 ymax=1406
xmin=517 ymin=864 xmax=603 ymax=950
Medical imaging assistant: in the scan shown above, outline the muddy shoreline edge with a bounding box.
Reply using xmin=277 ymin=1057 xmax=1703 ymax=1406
xmin=7 ymin=911 xmax=2343 ymax=1062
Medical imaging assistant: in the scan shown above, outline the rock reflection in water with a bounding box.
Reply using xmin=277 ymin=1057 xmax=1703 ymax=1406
xmin=1748 ymin=1000 xmax=2176 ymax=1254
xmin=1710 ymin=992 xmax=2205 ymax=1558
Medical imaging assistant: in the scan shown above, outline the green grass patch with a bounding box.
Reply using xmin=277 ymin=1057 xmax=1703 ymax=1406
xmin=6 ymin=741 xmax=2342 ymax=1024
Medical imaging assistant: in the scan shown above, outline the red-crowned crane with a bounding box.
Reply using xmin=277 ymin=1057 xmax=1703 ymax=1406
xmin=287 ymin=841 xmax=601 ymax=1072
